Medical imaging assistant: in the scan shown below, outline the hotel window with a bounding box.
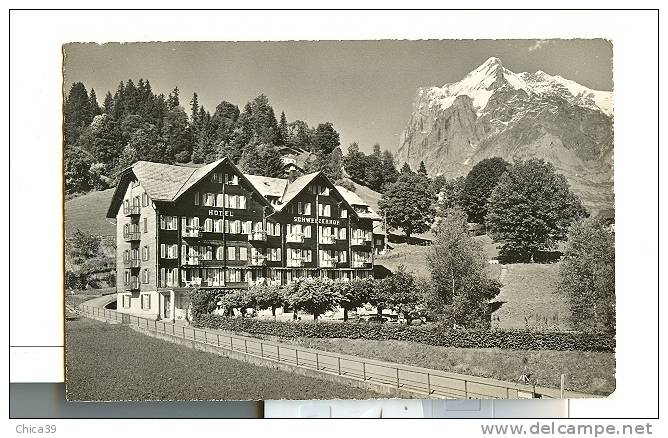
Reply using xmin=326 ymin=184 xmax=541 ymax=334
xmin=227 ymin=246 xmax=236 ymax=261
xmin=318 ymin=203 xmax=331 ymax=217
xmin=267 ymin=222 xmax=280 ymax=236
xmin=194 ymin=192 xmax=199 ymax=205
xmin=341 ymin=208 xmax=348 ymax=218
xmin=239 ymin=247 xmax=248 ymax=261
xmin=124 ymin=270 xmax=131 ymax=285
xmin=216 ymin=246 xmax=225 ymax=260
xmin=142 ymin=246 xmax=149 ymax=261
xmin=225 ymin=173 xmax=239 ymax=185
xmin=211 ymin=172 xmax=223 ymax=183
xmin=201 ymin=245 xmax=213 ymax=260
xmin=214 ymin=219 xmax=224 ymax=233
xmin=304 ymin=202 xmax=312 ymax=215
xmin=304 ymin=249 xmax=312 ymax=262
xmin=216 ymin=193 xmax=224 ymax=207
xmin=204 ymin=193 xmax=215 ymax=207
xmin=134 ymin=195 xmax=140 ymax=207
xmin=143 ymin=217 xmax=148 ymax=233
xmin=142 ymin=193 xmax=149 ymax=207
xmin=225 ymin=269 xmax=243 ymax=283
xmin=160 ymin=215 xmax=178 ymax=230
xmin=204 ymin=218 xmax=213 ymax=232
xmin=124 ymin=199 xmax=129 ymax=212
xmin=241 ymin=220 xmax=252 ymax=235
xmin=160 ymin=244 xmax=178 ymax=259
xmin=319 ymin=185 xmax=330 ymax=196
xmin=298 ymin=202 xmax=303 ymax=214
xmin=270 ymin=247 xmax=282 ymax=261
xmin=122 ymin=295 xmax=131 ymax=308
xmin=141 ymin=294 xmax=151 ymax=310
xmin=304 ymin=225 xmax=312 ymax=238
xmin=142 ymin=268 xmax=149 ymax=284
xmin=337 ymin=250 xmax=348 ymax=263
xmin=225 ymin=219 xmax=242 ymax=234
xmin=338 ymin=227 xmax=347 ymax=239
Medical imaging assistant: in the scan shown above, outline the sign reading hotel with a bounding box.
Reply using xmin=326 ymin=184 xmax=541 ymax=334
xmin=208 ymin=209 xmax=234 ymax=217
xmin=292 ymin=216 xmax=340 ymax=226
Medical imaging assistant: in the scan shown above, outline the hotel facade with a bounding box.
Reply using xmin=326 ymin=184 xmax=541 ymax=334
xmin=106 ymin=158 xmax=381 ymax=321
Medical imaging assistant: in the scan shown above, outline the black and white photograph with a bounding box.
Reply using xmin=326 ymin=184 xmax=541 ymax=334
xmin=62 ymin=39 xmax=615 ymax=401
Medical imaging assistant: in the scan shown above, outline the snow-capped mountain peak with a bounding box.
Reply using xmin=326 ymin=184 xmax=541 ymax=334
xmin=422 ymin=57 xmax=612 ymax=117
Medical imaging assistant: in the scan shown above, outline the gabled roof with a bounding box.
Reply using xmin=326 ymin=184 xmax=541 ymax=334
xmin=106 ymin=158 xmax=377 ymax=221
xmin=106 ymin=157 xmax=273 ymax=218
xmin=132 ymin=160 xmax=195 ymax=201
xmin=273 ymin=172 xmax=321 ymax=211
xmin=244 ymin=175 xmax=288 ymax=198
xmin=335 ymin=185 xmax=382 ymax=220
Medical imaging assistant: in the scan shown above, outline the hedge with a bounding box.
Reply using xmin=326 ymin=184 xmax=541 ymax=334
xmin=193 ymin=314 xmax=615 ymax=352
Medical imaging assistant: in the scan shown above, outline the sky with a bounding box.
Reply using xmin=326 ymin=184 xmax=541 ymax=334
xmin=63 ymin=39 xmax=613 ymax=154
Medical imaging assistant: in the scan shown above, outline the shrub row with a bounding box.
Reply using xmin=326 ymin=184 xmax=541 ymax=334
xmin=193 ymin=315 xmax=615 ymax=352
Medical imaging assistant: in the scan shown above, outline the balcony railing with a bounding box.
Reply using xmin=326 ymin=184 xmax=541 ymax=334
xmin=249 ymin=256 xmax=267 ymax=267
xmin=123 ymin=232 xmax=141 ymax=242
xmin=124 ymin=205 xmax=141 ymax=216
xmin=351 ymin=260 xmax=372 ymax=268
xmin=319 ymin=235 xmax=335 ymax=245
xmin=183 ymin=256 xmax=200 ymax=266
xmin=319 ymin=259 xmax=336 ymax=268
xmin=124 ymin=279 xmax=140 ymax=291
xmin=124 ymin=259 xmax=140 ymax=268
xmin=286 ymin=233 xmax=305 ymax=243
xmin=182 ymin=278 xmax=202 ymax=288
xmin=287 ymin=259 xmax=305 ymax=267
xmin=351 ymin=237 xmax=366 ymax=246
xmin=182 ymin=227 xmax=201 ymax=238
xmin=249 ymin=230 xmax=267 ymax=242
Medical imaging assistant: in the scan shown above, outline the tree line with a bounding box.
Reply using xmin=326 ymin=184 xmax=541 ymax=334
xmin=376 ymin=156 xmax=614 ymax=333
xmin=63 ymin=80 xmax=347 ymax=195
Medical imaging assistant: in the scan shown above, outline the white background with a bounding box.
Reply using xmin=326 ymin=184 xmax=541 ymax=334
xmin=5 ymin=4 xmax=663 ymax=433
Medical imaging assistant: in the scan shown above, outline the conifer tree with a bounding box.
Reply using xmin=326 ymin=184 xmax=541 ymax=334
xmin=400 ymin=162 xmax=413 ymax=174
xmin=418 ymin=160 xmax=428 ymax=175
xmin=278 ymin=111 xmax=288 ymax=145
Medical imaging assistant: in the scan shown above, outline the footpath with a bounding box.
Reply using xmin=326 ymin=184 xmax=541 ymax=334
xmin=75 ymin=299 xmax=594 ymax=400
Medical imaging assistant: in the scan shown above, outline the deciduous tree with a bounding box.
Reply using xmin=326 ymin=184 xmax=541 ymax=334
xmin=461 ymin=157 xmax=510 ymax=224
xmin=559 ymin=218 xmax=615 ymax=333
xmin=378 ymin=173 xmax=435 ymax=240
xmin=486 ymin=159 xmax=588 ymax=262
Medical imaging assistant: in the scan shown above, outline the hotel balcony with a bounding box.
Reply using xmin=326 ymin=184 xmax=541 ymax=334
xmin=123 ymin=232 xmax=141 ymax=242
xmin=286 ymin=233 xmax=305 ymax=243
xmin=287 ymin=259 xmax=305 ymax=268
xmin=182 ymin=227 xmax=201 ymax=238
xmin=183 ymin=256 xmax=200 ymax=266
xmin=124 ymin=279 xmax=140 ymax=291
xmin=319 ymin=235 xmax=336 ymax=245
xmin=124 ymin=259 xmax=140 ymax=268
xmin=249 ymin=230 xmax=267 ymax=242
xmin=350 ymin=237 xmax=366 ymax=246
xmin=124 ymin=205 xmax=141 ymax=216
xmin=249 ymin=256 xmax=267 ymax=267
xmin=319 ymin=259 xmax=336 ymax=268
xmin=351 ymin=260 xmax=372 ymax=268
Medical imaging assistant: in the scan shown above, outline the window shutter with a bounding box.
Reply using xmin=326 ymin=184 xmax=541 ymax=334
xmin=194 ymin=192 xmax=199 ymax=205
xmin=240 ymin=196 xmax=247 ymax=210
xmin=216 ymin=193 xmax=224 ymax=207
xmin=240 ymin=247 xmax=247 ymax=261
xmin=160 ymin=244 xmax=165 ymax=258
xmin=224 ymin=193 xmax=229 ymax=208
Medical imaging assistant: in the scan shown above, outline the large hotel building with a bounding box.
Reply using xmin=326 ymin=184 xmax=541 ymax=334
xmin=106 ymin=157 xmax=382 ymax=321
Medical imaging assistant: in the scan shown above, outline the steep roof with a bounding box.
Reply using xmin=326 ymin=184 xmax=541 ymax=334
xmin=274 ymin=172 xmax=321 ymax=211
xmin=245 ymin=174 xmax=288 ymax=198
xmin=335 ymin=185 xmax=382 ymax=220
xmin=107 ymin=159 xmax=376 ymax=220
xmin=132 ymin=160 xmax=195 ymax=201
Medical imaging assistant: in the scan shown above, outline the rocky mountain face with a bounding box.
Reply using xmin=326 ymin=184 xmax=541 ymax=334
xmin=396 ymin=57 xmax=614 ymax=213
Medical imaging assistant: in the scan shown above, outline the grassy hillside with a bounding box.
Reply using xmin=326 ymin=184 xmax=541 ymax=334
xmin=65 ymin=188 xmax=115 ymax=240
xmin=375 ymin=234 xmax=570 ymax=330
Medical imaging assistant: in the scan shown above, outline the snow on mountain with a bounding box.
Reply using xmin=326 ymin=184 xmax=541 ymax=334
xmin=423 ymin=57 xmax=613 ymax=117
xmin=396 ymin=57 xmax=614 ymax=213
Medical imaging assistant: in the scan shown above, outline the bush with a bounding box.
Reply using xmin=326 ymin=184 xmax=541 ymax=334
xmin=192 ymin=315 xmax=615 ymax=352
